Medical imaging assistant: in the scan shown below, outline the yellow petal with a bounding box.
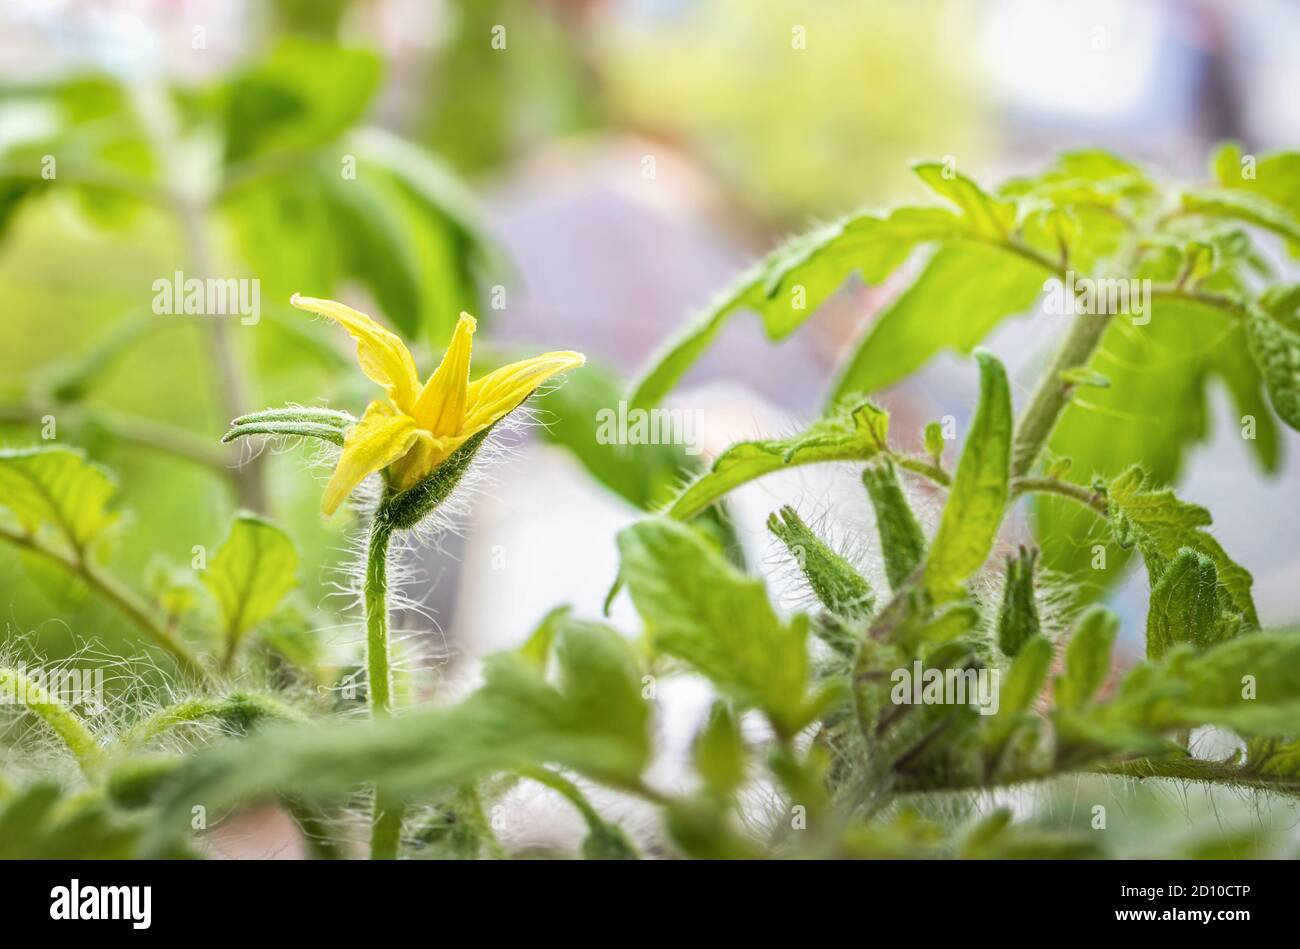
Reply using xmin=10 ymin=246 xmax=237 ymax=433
xmin=321 ymin=401 xmax=419 ymax=516
xmin=413 ymin=312 xmax=476 ymax=436
xmin=387 ymin=430 xmax=468 ymax=490
xmin=291 ymin=295 xmax=421 ymax=415
xmin=463 ymin=351 xmax=586 ymax=433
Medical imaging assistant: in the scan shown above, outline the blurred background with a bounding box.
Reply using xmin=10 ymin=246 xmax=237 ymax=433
xmin=1 ymin=0 xmax=1299 ymax=854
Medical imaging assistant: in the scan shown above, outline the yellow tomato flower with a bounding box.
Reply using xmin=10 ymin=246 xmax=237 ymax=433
xmin=291 ymin=294 xmax=584 ymax=516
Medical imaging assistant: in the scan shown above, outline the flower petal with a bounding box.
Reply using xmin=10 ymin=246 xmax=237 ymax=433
xmin=387 ymin=430 xmax=466 ymax=490
xmin=321 ymin=401 xmax=419 ymax=516
xmin=463 ymin=351 xmax=586 ymax=433
xmin=413 ymin=312 xmax=476 ymax=436
xmin=291 ymin=295 xmax=421 ymax=415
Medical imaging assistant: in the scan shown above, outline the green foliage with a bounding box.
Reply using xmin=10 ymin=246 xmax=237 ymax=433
xmin=833 ymin=244 xmax=1044 ymax=399
xmin=535 ymin=359 xmax=695 ymax=510
xmin=4 ymin=92 xmax=1300 ymax=864
xmin=767 ymin=506 xmax=874 ymax=621
xmin=985 ymin=635 xmax=1052 ymax=745
xmin=203 ymin=513 xmax=300 ymax=661
xmin=665 ymin=395 xmax=889 ymax=520
xmin=861 ymin=460 xmax=927 ymax=591
xmin=1247 ymin=283 xmax=1300 ymax=430
xmin=0 ymin=783 xmax=186 ymax=859
xmin=221 ymin=407 xmax=354 ymax=447
xmin=1055 ymin=607 xmax=1119 ymax=711
xmin=922 ymin=351 xmax=1012 ymax=599
xmin=1145 ymin=549 xmax=1233 ymax=660
xmin=618 ymin=518 xmax=812 ymax=736
xmin=216 ymin=38 xmax=381 ymax=165
xmin=0 ymin=446 xmax=117 ymax=552
xmin=1108 ymin=466 xmax=1258 ymax=628
xmin=666 ymin=398 xmax=889 ymax=521
xmin=145 ymin=617 xmax=650 ymax=846
xmin=693 ymin=701 xmax=747 ymax=796
xmin=996 ymin=547 xmax=1041 ymax=658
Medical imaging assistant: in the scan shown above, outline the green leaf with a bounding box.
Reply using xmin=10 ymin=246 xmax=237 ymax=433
xmin=219 ymin=38 xmax=382 ymax=166
xmin=1146 ymin=548 xmax=1236 ymax=660
xmin=344 ymin=127 xmax=497 ymax=342
xmin=986 ymin=635 xmax=1052 ymax=745
xmin=1180 ymin=189 xmax=1300 ymax=253
xmin=1247 ymin=283 xmax=1300 ymax=431
xmin=1245 ymin=736 xmax=1300 ymax=777
xmin=316 ymin=167 xmax=430 ymax=339
xmin=518 ymin=605 xmax=569 ymax=669
xmin=147 ymin=618 xmax=650 ymax=848
xmin=0 ymin=446 xmax=117 ymax=552
xmin=996 ymin=546 xmax=1041 ymax=658
xmin=830 ymin=243 xmax=1046 ymax=400
xmin=922 ymin=351 xmax=1013 ymax=599
xmin=1108 ymin=466 xmax=1258 ymax=628
xmin=1150 ymin=634 xmax=1300 ymax=735
xmin=958 ymin=808 xmax=1102 ymax=859
xmin=912 ymin=160 xmax=1018 ymax=239
xmin=1036 ymin=297 xmax=1278 ymax=594
xmin=861 ymin=459 xmax=927 ymax=592
xmin=923 ymin=421 xmax=945 ymax=463
xmin=1209 ymin=143 xmax=1300 ymax=256
xmin=535 ymin=359 xmax=696 ymax=510
xmin=202 ymin=513 xmax=300 ymax=656
xmin=0 ymin=178 xmax=44 ymax=241
xmin=0 ymin=782 xmax=181 ymax=859
xmin=908 ymin=603 xmax=981 ymax=650
xmin=666 ymin=399 xmax=889 ymax=522
xmin=628 ymin=206 xmax=964 ymax=409
xmin=617 ymin=518 xmax=810 ymax=736
xmin=1055 ymin=607 xmax=1119 ymax=711
xmin=693 ymin=701 xmax=746 ymax=795
xmin=767 ymin=506 xmax=874 ymax=621
xmin=581 ymin=821 xmax=639 ymax=860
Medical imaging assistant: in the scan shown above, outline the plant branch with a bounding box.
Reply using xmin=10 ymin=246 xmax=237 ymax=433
xmin=890 ymin=453 xmax=951 ymax=487
xmin=0 ymin=524 xmax=213 ymax=686
xmin=0 ymin=665 xmax=104 ymax=776
xmin=0 ymin=402 xmax=233 ymax=473
xmin=1090 ymin=757 xmax=1300 ymax=799
xmin=363 ymin=513 xmax=404 ymax=859
xmin=1009 ymin=475 xmax=1108 ymax=515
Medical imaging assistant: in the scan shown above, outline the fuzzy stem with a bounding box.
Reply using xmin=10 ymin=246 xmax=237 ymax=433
xmin=117 ymin=692 xmax=305 ymax=748
xmin=364 ymin=513 xmax=405 ymax=859
xmin=0 ymin=666 xmax=103 ymax=776
xmin=1009 ymin=475 xmax=1109 ymax=515
xmin=364 ymin=517 xmax=396 ymax=718
xmin=1009 ymin=311 xmax=1116 ymax=478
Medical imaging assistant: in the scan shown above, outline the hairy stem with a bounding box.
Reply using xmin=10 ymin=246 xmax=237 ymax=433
xmin=364 ymin=513 xmax=405 ymax=859
xmin=0 ymin=524 xmax=212 ymax=685
xmin=0 ymin=665 xmax=103 ymax=776
xmin=1010 ymin=311 xmax=1116 ymax=478
xmin=118 ymin=693 xmax=305 ymax=747
xmin=1009 ymin=475 xmax=1109 ymax=515
xmin=890 ymin=453 xmax=951 ymax=487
